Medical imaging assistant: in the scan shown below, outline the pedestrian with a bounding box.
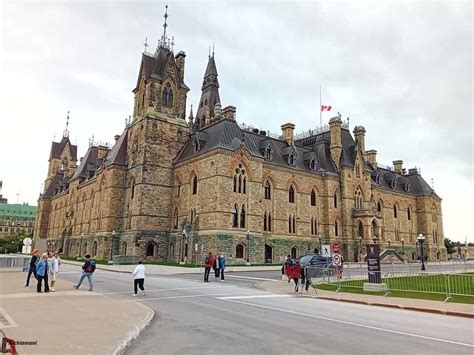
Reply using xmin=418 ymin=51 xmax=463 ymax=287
xmin=24 ymin=249 xmax=40 ymax=287
xmin=213 ymin=254 xmax=221 ymax=280
xmin=204 ymin=252 xmax=213 ymax=282
xmin=219 ymin=254 xmax=226 ymax=281
xmin=35 ymin=253 xmax=50 ymax=293
xmin=50 ymin=252 xmax=60 ymax=292
xmin=132 ymin=260 xmax=146 ymax=297
xmin=73 ymin=254 xmax=96 ymax=291
xmin=284 ymin=255 xmax=293 ymax=283
xmin=290 ymin=260 xmax=302 ymax=293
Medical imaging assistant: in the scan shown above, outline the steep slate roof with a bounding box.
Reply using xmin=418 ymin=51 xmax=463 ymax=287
xmin=50 ymin=136 xmax=77 ymax=161
xmin=371 ymin=167 xmax=437 ymax=197
xmin=43 ymin=172 xmax=67 ymax=198
xmin=105 ymin=130 xmax=128 ymax=167
xmin=70 ymin=147 xmax=100 ymax=181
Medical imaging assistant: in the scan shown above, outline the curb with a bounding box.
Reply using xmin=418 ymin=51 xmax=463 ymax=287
xmin=112 ymin=302 xmax=155 ymax=355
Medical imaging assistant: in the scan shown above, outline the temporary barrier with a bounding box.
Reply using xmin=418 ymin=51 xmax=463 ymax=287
xmin=112 ymin=255 xmax=140 ymax=265
xmin=0 ymin=255 xmax=29 ymax=271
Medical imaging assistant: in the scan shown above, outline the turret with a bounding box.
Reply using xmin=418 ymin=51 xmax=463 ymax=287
xmin=281 ymin=123 xmax=295 ymax=146
xmin=329 ymin=116 xmax=343 ymax=169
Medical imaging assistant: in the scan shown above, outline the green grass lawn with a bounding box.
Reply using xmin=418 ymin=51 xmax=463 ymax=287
xmin=315 ymin=273 xmax=474 ymax=304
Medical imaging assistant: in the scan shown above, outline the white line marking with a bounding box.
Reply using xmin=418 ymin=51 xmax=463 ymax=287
xmin=225 ymin=275 xmax=278 ymax=282
xmin=221 ymin=299 xmax=474 ymax=348
xmin=0 ymin=307 xmax=18 ymax=328
xmin=134 ymin=292 xmax=255 ymax=302
xmin=101 ymin=285 xmax=236 ymax=295
xmin=217 ymin=294 xmax=291 ymax=300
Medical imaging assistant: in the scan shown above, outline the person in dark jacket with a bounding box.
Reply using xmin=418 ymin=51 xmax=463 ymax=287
xmin=213 ymin=254 xmax=221 ymax=280
xmin=24 ymin=249 xmax=40 ymax=287
xmin=204 ymin=252 xmax=214 ymax=282
xmin=73 ymin=254 xmax=96 ymax=291
xmin=35 ymin=253 xmax=50 ymax=293
xmin=290 ymin=261 xmax=302 ymax=293
xmin=219 ymin=254 xmax=226 ymax=281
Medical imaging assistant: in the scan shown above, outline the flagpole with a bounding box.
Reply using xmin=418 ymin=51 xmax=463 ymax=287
xmin=320 ymin=85 xmax=322 ymax=127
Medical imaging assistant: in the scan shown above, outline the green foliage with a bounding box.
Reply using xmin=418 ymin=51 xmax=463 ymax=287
xmin=0 ymin=232 xmax=27 ymax=253
xmin=444 ymin=237 xmax=456 ymax=255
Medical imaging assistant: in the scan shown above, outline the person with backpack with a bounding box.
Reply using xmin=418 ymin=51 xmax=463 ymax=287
xmin=132 ymin=260 xmax=146 ymax=297
xmin=24 ymin=249 xmax=40 ymax=287
xmin=203 ymin=252 xmax=214 ymax=282
xmin=36 ymin=253 xmax=50 ymax=293
xmin=73 ymin=254 xmax=96 ymax=291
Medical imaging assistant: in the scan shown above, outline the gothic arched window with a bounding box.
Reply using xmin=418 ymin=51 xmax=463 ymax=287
xmin=232 ymin=204 xmax=238 ymax=228
xmin=264 ymin=180 xmax=271 ymax=200
xmin=162 ymin=83 xmax=173 ymax=107
xmin=233 ymin=164 xmax=247 ymax=194
xmin=240 ymin=205 xmax=246 ymax=228
xmin=289 ymin=185 xmax=295 ymax=203
xmin=311 ymin=189 xmax=316 ymax=206
xmin=192 ymin=174 xmax=198 ymax=195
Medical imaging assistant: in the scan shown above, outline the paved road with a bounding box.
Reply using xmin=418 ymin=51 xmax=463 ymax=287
xmin=57 ymin=264 xmax=473 ymax=355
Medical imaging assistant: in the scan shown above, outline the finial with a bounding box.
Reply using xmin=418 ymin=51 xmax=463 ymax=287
xmin=431 ymin=178 xmax=434 ymax=189
xmin=212 ymin=42 xmax=215 ymax=57
xmin=158 ymin=5 xmax=169 ymax=50
xmin=337 ymin=112 xmax=341 ymax=118
xmin=171 ymin=36 xmax=175 ymax=51
xmin=143 ymin=37 xmax=148 ymax=53
xmin=208 ymin=45 xmax=211 ymax=58
xmin=347 ymin=117 xmax=350 ymax=126
xmin=63 ymin=111 xmax=70 ymax=137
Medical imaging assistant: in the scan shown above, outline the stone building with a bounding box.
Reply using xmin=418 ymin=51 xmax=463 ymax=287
xmin=33 ymin=11 xmax=446 ymax=263
xmin=0 ymin=183 xmax=36 ymax=237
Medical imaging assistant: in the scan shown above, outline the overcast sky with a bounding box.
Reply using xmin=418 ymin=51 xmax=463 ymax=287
xmin=0 ymin=1 xmax=471 ymax=242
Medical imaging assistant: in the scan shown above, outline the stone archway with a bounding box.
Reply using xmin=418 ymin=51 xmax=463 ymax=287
xmin=264 ymin=244 xmax=273 ymax=263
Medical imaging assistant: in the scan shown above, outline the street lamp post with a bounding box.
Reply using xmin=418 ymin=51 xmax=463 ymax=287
xmin=318 ymin=234 xmax=323 ymax=254
xmin=180 ymin=230 xmax=187 ymax=264
xmin=388 ymin=240 xmax=391 ymax=249
xmin=246 ymin=230 xmax=250 ymax=265
xmin=358 ymin=236 xmax=362 ymax=263
xmin=401 ymin=239 xmax=405 ymax=255
xmin=110 ymin=230 xmax=116 ymax=262
xmin=417 ymin=234 xmax=426 ymax=271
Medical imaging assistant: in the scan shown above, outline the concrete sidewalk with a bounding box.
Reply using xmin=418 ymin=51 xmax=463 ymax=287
xmin=0 ymin=272 xmax=154 ymax=354
xmin=258 ymin=280 xmax=474 ymax=318
xmin=62 ymin=259 xmax=281 ymax=275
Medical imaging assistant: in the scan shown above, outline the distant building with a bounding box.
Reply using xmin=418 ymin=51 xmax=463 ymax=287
xmin=0 ymin=181 xmax=8 ymax=204
xmin=0 ymin=203 xmax=36 ymax=237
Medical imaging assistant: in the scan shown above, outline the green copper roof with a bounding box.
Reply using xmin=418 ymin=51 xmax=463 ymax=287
xmin=0 ymin=203 xmax=37 ymax=219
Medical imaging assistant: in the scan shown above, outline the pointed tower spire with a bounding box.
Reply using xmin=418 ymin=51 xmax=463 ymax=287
xmin=188 ymin=104 xmax=194 ymax=127
xmin=63 ymin=111 xmax=70 ymax=137
xmin=195 ymin=52 xmax=221 ymax=128
xmin=157 ymin=5 xmax=171 ymax=50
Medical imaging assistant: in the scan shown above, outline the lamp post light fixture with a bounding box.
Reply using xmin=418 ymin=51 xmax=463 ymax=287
xmin=372 ymin=235 xmax=377 ymax=244
xmin=109 ymin=230 xmax=116 ymax=262
xmin=401 ymin=239 xmax=405 ymax=255
xmin=417 ymin=234 xmax=426 ymax=271
xmin=388 ymin=240 xmax=391 ymax=249
xmin=358 ymin=235 xmax=363 ymax=263
xmin=318 ymin=234 xmax=323 ymax=254
xmin=246 ymin=230 xmax=250 ymax=264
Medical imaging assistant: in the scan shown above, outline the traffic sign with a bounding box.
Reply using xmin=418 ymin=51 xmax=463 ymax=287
xmin=332 ymin=253 xmax=342 ymax=266
xmin=23 ymin=238 xmax=32 ymax=246
xmin=321 ymin=244 xmax=331 ymax=257
xmin=331 ymin=242 xmax=341 ymax=254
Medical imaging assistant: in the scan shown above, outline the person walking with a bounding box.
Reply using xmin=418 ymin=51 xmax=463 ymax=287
xmin=132 ymin=260 xmax=146 ymax=297
xmin=284 ymin=255 xmax=293 ymax=283
xmin=24 ymin=249 xmax=40 ymax=287
xmin=204 ymin=252 xmax=213 ymax=282
xmin=35 ymin=253 xmax=50 ymax=293
xmin=50 ymin=252 xmax=60 ymax=292
xmin=73 ymin=254 xmax=96 ymax=291
xmin=213 ymin=254 xmax=221 ymax=281
xmin=290 ymin=260 xmax=302 ymax=293
xmin=219 ymin=254 xmax=226 ymax=281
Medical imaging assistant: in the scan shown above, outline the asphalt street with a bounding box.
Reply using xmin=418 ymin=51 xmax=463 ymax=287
xmin=56 ymin=264 xmax=474 ymax=355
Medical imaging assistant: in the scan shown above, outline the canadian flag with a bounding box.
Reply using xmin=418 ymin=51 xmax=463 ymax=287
xmin=321 ymin=105 xmax=332 ymax=111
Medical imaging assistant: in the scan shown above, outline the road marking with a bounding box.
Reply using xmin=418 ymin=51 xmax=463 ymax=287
xmin=0 ymin=307 xmax=18 ymax=328
xmin=217 ymin=294 xmax=291 ymax=300
xmin=222 ymin=299 xmax=474 ymax=348
xmin=225 ymin=275 xmax=279 ymax=282
xmin=101 ymin=285 xmax=236 ymax=295
xmin=134 ymin=292 xmax=255 ymax=302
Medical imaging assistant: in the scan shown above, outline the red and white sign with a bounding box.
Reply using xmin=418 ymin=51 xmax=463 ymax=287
xmin=331 ymin=242 xmax=341 ymax=254
xmin=332 ymin=253 xmax=342 ymax=266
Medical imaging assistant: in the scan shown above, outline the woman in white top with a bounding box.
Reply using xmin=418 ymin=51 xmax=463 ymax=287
xmin=50 ymin=252 xmax=60 ymax=292
xmin=132 ymin=260 xmax=146 ymax=297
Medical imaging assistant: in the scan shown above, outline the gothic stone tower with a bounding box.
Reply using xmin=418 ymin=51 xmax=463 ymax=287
xmin=125 ymin=8 xmax=190 ymax=252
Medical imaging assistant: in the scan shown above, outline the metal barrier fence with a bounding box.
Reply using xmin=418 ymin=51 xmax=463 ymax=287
xmin=304 ymin=266 xmax=474 ymax=302
xmin=112 ymin=255 xmax=139 ymax=265
xmin=0 ymin=255 xmax=30 ymax=271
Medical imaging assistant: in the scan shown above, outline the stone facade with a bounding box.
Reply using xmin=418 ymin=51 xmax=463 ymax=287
xmin=33 ymin=18 xmax=446 ymax=263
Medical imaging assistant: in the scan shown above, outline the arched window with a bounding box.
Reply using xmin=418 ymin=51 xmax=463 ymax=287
xmin=335 ymin=220 xmax=339 ymax=236
xmin=407 ymin=207 xmax=411 ymax=221
xmin=293 ymin=216 xmax=296 ymax=234
xmin=431 ymin=205 xmax=437 ymax=223
xmin=92 ymin=241 xmax=97 ymax=257
xmin=232 ymin=204 xmax=238 ymax=228
xmin=146 ymin=242 xmax=156 ymax=257
xmin=311 ymin=190 xmax=316 ymax=207
xmin=334 ymin=192 xmax=338 ymax=208
xmin=173 ymin=208 xmax=179 ymax=229
xmin=377 ymin=201 xmax=382 ymax=212
xmin=236 ymin=244 xmax=244 ymax=259
xmin=310 ymin=159 xmax=316 ymax=170
xmin=289 ymin=185 xmax=295 ymax=203
xmin=268 ymin=212 xmax=272 ymax=232
xmin=264 ymin=212 xmax=268 ymax=231
xmin=193 ymin=139 xmax=200 ymax=152
xmin=264 ymin=180 xmax=271 ymax=200
xmin=161 ymin=83 xmax=173 ymax=107
xmin=130 ymin=178 xmax=136 ymax=199
xmin=192 ymin=174 xmax=198 ymax=195
xmin=355 ymin=162 xmax=361 ymax=178
xmin=265 ymin=147 xmax=271 ymax=160
xmin=289 ymin=153 xmax=294 ymax=165
xmin=311 ymin=217 xmax=314 ymax=235
xmin=288 ymin=216 xmax=292 ymax=233
xmin=355 ymin=188 xmax=363 ymax=210
xmin=394 ymin=205 xmax=398 ymax=218
xmin=122 ymin=241 xmax=127 ymax=255
xmin=240 ymin=205 xmax=246 ymax=228
xmin=233 ymin=164 xmax=247 ymax=194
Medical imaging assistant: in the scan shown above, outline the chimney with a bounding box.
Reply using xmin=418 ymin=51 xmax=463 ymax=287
xmin=408 ymin=167 xmax=419 ymax=175
xmin=366 ymin=150 xmax=377 ymax=167
xmin=281 ymin=123 xmax=295 ymax=145
xmin=353 ymin=126 xmax=366 ymax=154
xmin=222 ymin=105 xmax=236 ymax=120
xmin=214 ymin=102 xmax=222 ymax=119
xmin=329 ymin=116 xmax=343 ymax=169
xmin=175 ymin=51 xmax=186 ymax=80
xmin=97 ymin=145 xmax=108 ymax=160
xmin=393 ymin=160 xmax=403 ymax=174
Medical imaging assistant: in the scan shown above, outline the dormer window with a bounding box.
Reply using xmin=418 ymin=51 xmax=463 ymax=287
xmin=310 ymin=159 xmax=316 ymax=170
xmin=161 ymin=83 xmax=173 ymax=107
xmin=194 ymin=139 xmax=200 ymax=152
xmin=289 ymin=153 xmax=295 ymax=166
xmin=265 ymin=147 xmax=271 ymax=160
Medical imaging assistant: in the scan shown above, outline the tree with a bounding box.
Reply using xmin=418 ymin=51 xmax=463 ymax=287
xmin=0 ymin=233 xmax=24 ymax=253
xmin=444 ymin=237 xmax=455 ymax=258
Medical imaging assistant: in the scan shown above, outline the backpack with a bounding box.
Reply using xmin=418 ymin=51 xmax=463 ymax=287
xmin=85 ymin=260 xmax=96 ymax=273
xmin=204 ymin=256 xmax=211 ymax=264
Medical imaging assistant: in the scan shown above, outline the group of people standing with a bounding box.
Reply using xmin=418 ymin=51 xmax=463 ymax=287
xmin=283 ymin=255 xmax=310 ymax=293
xmin=24 ymin=249 xmax=61 ymax=293
xmin=204 ymin=252 xmax=226 ymax=282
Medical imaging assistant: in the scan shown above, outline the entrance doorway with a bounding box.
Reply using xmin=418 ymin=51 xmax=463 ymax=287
xmin=291 ymin=246 xmax=297 ymax=259
xmin=264 ymin=244 xmax=273 ymax=263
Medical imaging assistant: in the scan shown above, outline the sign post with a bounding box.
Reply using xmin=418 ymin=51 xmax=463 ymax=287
xmin=321 ymin=244 xmax=331 ymax=257
xmin=366 ymin=244 xmax=381 ymax=283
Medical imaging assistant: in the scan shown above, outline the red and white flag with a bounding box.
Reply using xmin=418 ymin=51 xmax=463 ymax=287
xmin=321 ymin=105 xmax=332 ymax=111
